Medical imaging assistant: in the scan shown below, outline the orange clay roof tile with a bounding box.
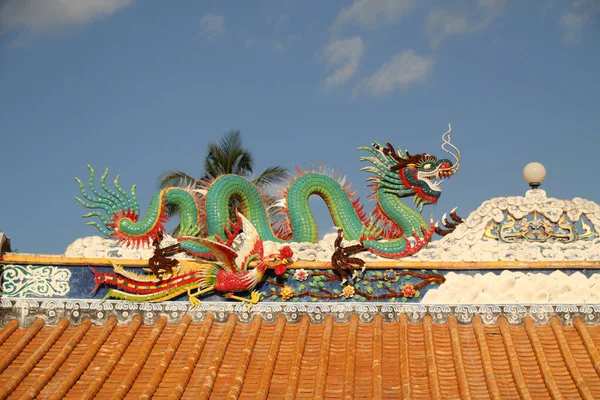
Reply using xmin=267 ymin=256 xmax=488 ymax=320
xmin=2 ymin=313 xmax=600 ymax=399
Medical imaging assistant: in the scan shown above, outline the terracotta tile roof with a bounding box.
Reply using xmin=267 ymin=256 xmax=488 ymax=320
xmin=1 ymin=313 xmax=600 ymax=399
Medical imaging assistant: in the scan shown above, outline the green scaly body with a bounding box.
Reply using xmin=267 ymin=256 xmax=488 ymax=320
xmin=77 ymin=136 xmax=459 ymax=259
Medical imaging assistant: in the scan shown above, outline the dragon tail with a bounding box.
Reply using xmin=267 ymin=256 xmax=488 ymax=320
xmin=75 ymin=165 xmax=148 ymax=240
xmin=76 ymin=166 xmax=202 ymax=249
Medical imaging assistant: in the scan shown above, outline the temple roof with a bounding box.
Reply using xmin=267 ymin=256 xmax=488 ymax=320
xmin=1 ymin=301 xmax=600 ymax=399
xmin=3 ymin=190 xmax=600 ymax=399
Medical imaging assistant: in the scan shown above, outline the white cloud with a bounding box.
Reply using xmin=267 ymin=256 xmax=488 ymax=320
xmin=243 ymin=14 xmax=300 ymax=53
xmin=272 ymin=34 xmax=302 ymax=53
xmin=355 ymin=50 xmax=433 ymax=97
xmin=541 ymin=0 xmax=556 ymax=20
xmin=324 ymin=37 xmax=365 ymax=87
xmin=477 ymin=0 xmax=505 ymax=17
xmin=273 ymin=40 xmax=284 ymax=52
xmin=323 ymin=0 xmax=415 ymax=91
xmin=559 ymin=0 xmax=599 ymax=45
xmin=0 ymin=0 xmax=132 ymax=40
xmin=200 ymin=13 xmax=224 ymax=40
xmin=560 ymin=12 xmax=587 ymax=44
xmin=332 ymin=0 xmax=413 ymax=31
xmin=425 ymin=10 xmax=469 ymax=47
xmin=425 ymin=0 xmax=505 ymax=47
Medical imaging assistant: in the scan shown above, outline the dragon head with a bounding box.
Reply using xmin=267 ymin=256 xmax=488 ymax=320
xmin=360 ymin=124 xmax=460 ymax=212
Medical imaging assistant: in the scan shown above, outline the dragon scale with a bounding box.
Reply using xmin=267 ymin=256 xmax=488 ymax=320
xmin=77 ymin=127 xmax=461 ymax=259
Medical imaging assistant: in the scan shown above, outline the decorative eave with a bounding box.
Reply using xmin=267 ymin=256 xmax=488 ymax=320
xmin=1 ymin=299 xmax=600 ymax=399
xmin=2 ymin=298 xmax=599 ymax=327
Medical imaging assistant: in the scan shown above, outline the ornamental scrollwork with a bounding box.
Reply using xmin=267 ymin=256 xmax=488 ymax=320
xmin=1 ymin=265 xmax=71 ymax=297
xmin=484 ymin=211 xmax=596 ymax=243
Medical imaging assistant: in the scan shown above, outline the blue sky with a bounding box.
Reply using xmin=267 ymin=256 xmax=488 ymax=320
xmin=1 ymin=0 xmax=599 ymax=254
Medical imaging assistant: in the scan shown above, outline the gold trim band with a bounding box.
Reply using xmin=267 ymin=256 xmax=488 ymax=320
xmin=2 ymin=253 xmax=600 ymax=270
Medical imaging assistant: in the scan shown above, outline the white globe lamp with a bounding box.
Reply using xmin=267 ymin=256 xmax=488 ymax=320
xmin=523 ymin=162 xmax=546 ymax=189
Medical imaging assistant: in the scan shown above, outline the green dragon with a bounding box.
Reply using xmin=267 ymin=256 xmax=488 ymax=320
xmin=75 ymin=125 xmax=460 ymax=259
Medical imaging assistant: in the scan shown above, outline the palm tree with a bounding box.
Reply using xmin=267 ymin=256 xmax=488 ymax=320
xmin=158 ymin=131 xmax=288 ymax=235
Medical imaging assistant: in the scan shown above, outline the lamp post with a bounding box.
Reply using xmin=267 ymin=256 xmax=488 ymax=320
xmin=523 ymin=162 xmax=546 ymax=190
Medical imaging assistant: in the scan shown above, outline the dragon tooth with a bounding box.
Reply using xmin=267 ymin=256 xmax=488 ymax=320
xmin=414 ymin=196 xmax=423 ymax=208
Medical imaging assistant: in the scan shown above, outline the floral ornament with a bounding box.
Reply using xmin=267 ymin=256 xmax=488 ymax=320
xmin=401 ymin=284 xmax=416 ymax=298
xmin=274 ymin=264 xmax=287 ymax=276
xmin=280 ymin=285 xmax=294 ymax=300
xmin=269 ymin=246 xmax=294 ymax=276
xmin=342 ymin=285 xmax=355 ymax=298
xmin=384 ymin=269 xmax=396 ymax=282
xmin=293 ymin=269 xmax=309 ymax=281
xmin=279 ymin=245 xmax=294 ymax=259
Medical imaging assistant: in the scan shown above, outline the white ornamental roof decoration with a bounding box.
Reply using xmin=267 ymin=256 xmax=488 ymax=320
xmin=405 ymin=189 xmax=600 ymax=262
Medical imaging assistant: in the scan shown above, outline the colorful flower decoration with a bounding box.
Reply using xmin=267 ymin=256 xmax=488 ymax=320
xmin=280 ymin=285 xmax=294 ymax=300
xmin=279 ymin=246 xmax=294 ymax=259
xmin=293 ymin=269 xmax=309 ymax=281
xmin=274 ymin=264 xmax=287 ymax=276
xmin=401 ymin=284 xmax=416 ymax=298
xmin=384 ymin=269 xmax=396 ymax=282
xmin=342 ymin=285 xmax=355 ymax=298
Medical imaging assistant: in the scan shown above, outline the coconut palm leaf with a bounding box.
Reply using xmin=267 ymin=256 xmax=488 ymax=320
xmin=157 ymin=170 xmax=197 ymax=190
xmin=253 ymin=166 xmax=289 ymax=188
xmin=203 ymin=131 xmax=254 ymax=178
xmin=158 ymin=130 xmax=288 ymax=234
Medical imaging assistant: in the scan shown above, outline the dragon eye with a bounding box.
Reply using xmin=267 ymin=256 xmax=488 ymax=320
xmin=416 ymin=155 xmax=437 ymax=171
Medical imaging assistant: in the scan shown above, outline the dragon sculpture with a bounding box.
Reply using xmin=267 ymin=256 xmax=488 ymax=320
xmin=75 ymin=125 xmax=461 ymax=265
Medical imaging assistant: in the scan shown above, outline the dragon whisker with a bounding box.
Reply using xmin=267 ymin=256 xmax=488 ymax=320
xmin=441 ymin=123 xmax=460 ymax=173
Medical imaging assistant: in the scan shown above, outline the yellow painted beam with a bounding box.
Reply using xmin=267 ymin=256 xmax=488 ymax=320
xmin=1 ymin=252 xmax=600 ymax=270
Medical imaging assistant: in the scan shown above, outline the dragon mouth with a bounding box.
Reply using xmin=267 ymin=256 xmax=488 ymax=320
xmin=418 ymin=167 xmax=453 ymax=192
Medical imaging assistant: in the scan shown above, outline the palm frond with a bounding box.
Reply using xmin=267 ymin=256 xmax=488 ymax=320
xmin=158 ymin=131 xmax=289 ymax=233
xmin=203 ymin=131 xmax=255 ymax=177
xmin=253 ymin=166 xmax=289 ymax=188
xmin=157 ymin=170 xmax=197 ymax=189
xmin=232 ymin=151 xmax=253 ymax=177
